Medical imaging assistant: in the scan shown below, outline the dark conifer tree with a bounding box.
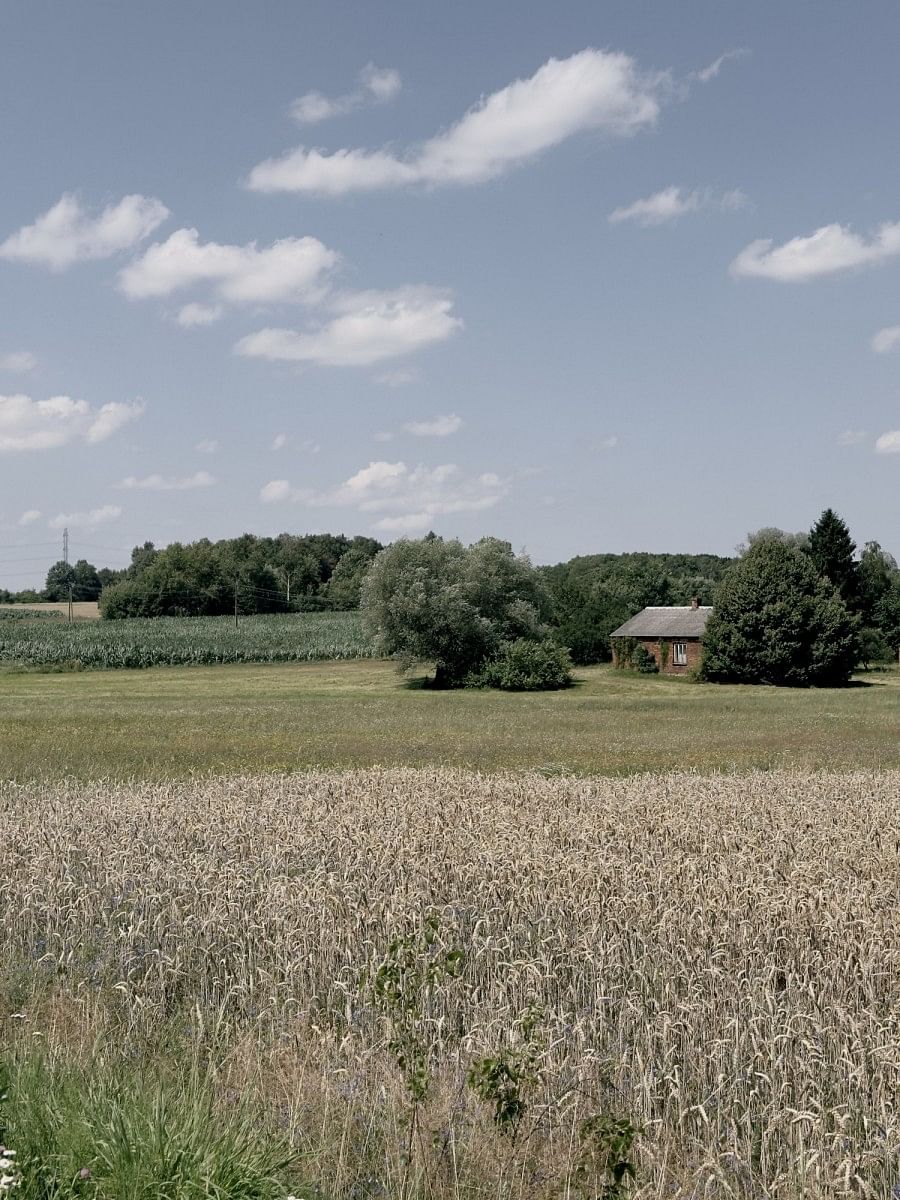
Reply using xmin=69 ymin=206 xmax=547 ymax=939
xmin=808 ymin=508 xmax=859 ymax=611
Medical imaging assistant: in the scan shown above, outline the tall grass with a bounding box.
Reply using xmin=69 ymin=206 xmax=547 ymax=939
xmin=0 ymin=769 xmax=897 ymax=1198
xmin=0 ymin=610 xmax=372 ymax=669
xmin=0 ymin=1055 xmax=296 ymax=1199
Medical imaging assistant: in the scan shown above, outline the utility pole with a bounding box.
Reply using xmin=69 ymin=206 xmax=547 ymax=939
xmin=63 ymin=527 xmax=73 ymax=623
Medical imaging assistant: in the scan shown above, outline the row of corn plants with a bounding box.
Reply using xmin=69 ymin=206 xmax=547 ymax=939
xmin=0 ymin=610 xmax=373 ymax=669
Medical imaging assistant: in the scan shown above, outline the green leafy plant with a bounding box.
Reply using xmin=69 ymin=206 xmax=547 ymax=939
xmin=370 ymin=913 xmax=464 ymax=1198
xmin=631 ymin=645 xmax=658 ymax=674
xmin=573 ymin=1113 xmax=640 ymax=1199
xmin=466 ymin=1004 xmax=544 ymax=1138
xmin=657 ymin=639 xmax=670 ymax=671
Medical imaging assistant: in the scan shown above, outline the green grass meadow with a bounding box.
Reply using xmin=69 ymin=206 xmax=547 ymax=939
xmin=2 ymin=659 xmax=897 ymax=778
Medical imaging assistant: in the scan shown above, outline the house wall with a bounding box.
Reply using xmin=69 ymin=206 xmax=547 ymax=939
xmin=611 ymin=637 xmax=702 ymax=675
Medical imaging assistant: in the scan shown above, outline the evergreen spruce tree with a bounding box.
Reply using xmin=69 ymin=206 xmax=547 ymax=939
xmin=808 ymin=508 xmax=859 ymax=611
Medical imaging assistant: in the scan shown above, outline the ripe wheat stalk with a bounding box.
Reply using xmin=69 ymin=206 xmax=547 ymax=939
xmin=0 ymin=769 xmax=897 ymax=1198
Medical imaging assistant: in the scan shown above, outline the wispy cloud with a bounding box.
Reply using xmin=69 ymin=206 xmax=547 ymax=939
xmin=48 ymin=504 xmax=121 ymax=530
xmin=402 ymin=413 xmax=463 ymax=437
xmin=838 ymin=429 xmax=867 ymax=446
xmin=731 ymin=220 xmax=900 ymax=282
xmin=247 ymin=48 xmax=664 ymax=195
xmin=375 ymin=367 xmax=420 ymax=387
xmin=0 ymin=351 xmax=37 ymax=373
xmin=196 ymin=438 xmax=219 ymax=454
xmin=0 ymin=394 xmax=143 ymax=452
xmin=177 ymin=302 xmax=224 ymax=328
xmin=260 ymin=458 xmax=508 ymax=532
xmin=235 ymin=286 xmax=462 ymax=367
xmin=875 ymin=430 xmax=900 ymax=454
xmin=270 ymin=432 xmax=320 ymax=453
xmin=692 ymin=48 xmax=750 ymax=84
xmin=871 ymin=325 xmax=900 ymax=354
xmin=291 ymin=63 xmax=401 ymax=124
xmin=609 ymin=185 xmax=746 ymax=226
xmin=115 ymin=470 xmax=216 ymax=491
xmin=18 ymin=509 xmax=41 ymax=526
xmin=0 ymin=193 xmax=168 ymax=270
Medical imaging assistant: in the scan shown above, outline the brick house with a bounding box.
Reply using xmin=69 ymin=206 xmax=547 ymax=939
xmin=610 ymin=599 xmax=712 ymax=675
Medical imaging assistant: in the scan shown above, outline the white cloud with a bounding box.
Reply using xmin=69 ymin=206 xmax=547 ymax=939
xmin=0 ymin=394 xmax=143 ymax=452
xmin=374 ymin=431 xmax=394 ymax=442
xmin=261 ymin=458 xmax=508 ymax=532
xmin=838 ymin=429 xmax=866 ymax=446
xmin=596 ymin=435 xmax=619 ymax=449
xmin=731 ymin=220 xmax=900 ymax=282
xmin=403 ymin=413 xmax=463 ymax=437
xmin=235 ymin=286 xmax=461 ymax=367
xmin=116 ymin=470 xmax=216 ymax=491
xmin=693 ymin=48 xmax=750 ymax=84
xmin=260 ymin=479 xmax=301 ymax=504
xmin=875 ymin=430 xmax=900 ymax=454
xmin=119 ymin=228 xmax=337 ymax=305
xmin=0 ymin=351 xmax=37 ymax=373
xmin=247 ymin=47 xmax=663 ymax=195
xmin=290 ymin=62 xmax=401 ymax=124
xmin=609 ymin=185 xmax=747 ymax=226
xmin=18 ymin=509 xmax=41 ymax=526
xmin=0 ymin=193 xmax=168 ymax=270
xmin=271 ymin=432 xmax=288 ymax=451
xmin=196 ymin=438 xmax=219 ymax=454
xmin=177 ymin=302 xmax=224 ymax=328
xmin=872 ymin=325 xmax=900 ymax=354
xmin=48 ymin=505 xmax=121 ymax=530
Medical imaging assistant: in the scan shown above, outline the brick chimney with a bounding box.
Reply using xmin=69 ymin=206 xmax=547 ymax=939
xmin=690 ymin=596 xmax=699 ymax=609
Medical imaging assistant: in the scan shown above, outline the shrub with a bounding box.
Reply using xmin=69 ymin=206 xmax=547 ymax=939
xmin=858 ymin=627 xmax=893 ymax=669
xmin=632 ymin=645 xmax=659 ymax=674
xmin=473 ymin=638 xmax=573 ymax=691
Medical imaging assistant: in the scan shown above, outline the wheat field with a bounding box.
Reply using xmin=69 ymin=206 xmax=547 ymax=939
xmin=1 ymin=769 xmax=897 ymax=1198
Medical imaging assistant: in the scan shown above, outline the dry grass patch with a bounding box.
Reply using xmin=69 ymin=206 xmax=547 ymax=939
xmin=0 ymin=769 xmax=897 ymax=1198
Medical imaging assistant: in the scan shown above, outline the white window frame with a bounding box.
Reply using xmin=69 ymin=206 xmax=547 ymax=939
xmin=673 ymin=641 xmax=688 ymax=666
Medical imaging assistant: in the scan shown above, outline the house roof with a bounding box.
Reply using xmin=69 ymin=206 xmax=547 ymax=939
xmin=610 ymin=606 xmax=713 ymax=639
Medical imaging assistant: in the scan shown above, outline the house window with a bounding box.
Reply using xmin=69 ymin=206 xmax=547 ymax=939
xmin=673 ymin=641 xmax=688 ymax=666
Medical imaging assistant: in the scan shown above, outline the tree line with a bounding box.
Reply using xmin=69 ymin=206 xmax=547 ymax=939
xmin=2 ymin=508 xmax=897 ymax=686
xmin=0 ymin=533 xmax=384 ymax=616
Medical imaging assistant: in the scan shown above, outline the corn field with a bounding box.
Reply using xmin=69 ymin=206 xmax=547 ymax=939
xmin=0 ymin=769 xmax=897 ymax=1198
xmin=0 ymin=610 xmax=372 ymax=668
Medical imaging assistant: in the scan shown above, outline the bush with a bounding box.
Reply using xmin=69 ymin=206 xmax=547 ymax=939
xmin=473 ymin=638 xmax=573 ymax=691
xmin=632 ymin=645 xmax=659 ymax=674
xmin=858 ymin=627 xmax=893 ymax=669
xmin=613 ymin=637 xmax=658 ymax=672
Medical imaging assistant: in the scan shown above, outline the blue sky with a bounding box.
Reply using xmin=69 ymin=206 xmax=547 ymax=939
xmin=1 ymin=0 xmax=898 ymax=586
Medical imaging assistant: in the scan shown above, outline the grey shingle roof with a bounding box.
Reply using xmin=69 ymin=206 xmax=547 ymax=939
xmin=610 ymin=606 xmax=713 ymax=639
